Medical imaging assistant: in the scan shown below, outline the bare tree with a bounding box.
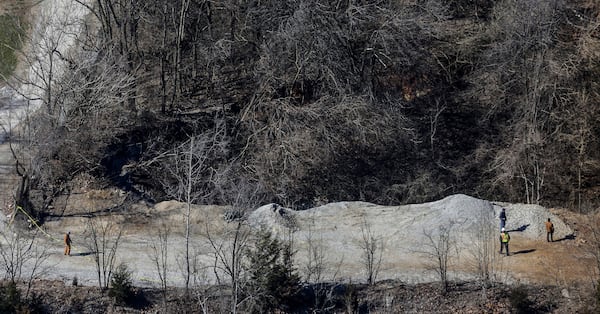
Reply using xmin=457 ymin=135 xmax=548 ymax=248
xmin=205 ymin=177 xmax=265 ymax=314
xmin=74 ymin=0 xmax=146 ymax=110
xmin=358 ymin=217 xmax=383 ymax=285
xmin=302 ymin=213 xmax=343 ymax=313
xmin=474 ymin=0 xmax=564 ymax=204
xmin=154 ymin=119 xmax=228 ymax=294
xmin=421 ymin=221 xmax=458 ymax=294
xmin=84 ymin=217 xmax=124 ymax=289
xmin=206 ymin=219 xmax=250 ymax=314
xmin=4 ymin=0 xmax=87 ymax=213
xmin=468 ymin=204 xmax=500 ymax=296
xmin=429 ymin=98 xmax=446 ymax=159
xmin=3 ymin=0 xmax=136 ymax=221
xmin=147 ymin=221 xmax=170 ymax=310
xmin=303 ymin=214 xmax=326 ymax=283
xmin=171 ymin=0 xmax=190 ymax=109
xmin=0 ymin=227 xmax=51 ymax=297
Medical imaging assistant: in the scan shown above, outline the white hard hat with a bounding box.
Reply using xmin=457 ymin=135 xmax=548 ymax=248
xmin=501 ymin=228 xmax=505 ymax=232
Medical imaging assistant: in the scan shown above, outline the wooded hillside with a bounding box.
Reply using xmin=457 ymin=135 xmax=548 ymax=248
xmin=10 ymin=0 xmax=600 ymax=212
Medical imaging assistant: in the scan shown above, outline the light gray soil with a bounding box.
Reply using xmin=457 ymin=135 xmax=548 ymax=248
xmin=2 ymin=193 xmax=577 ymax=289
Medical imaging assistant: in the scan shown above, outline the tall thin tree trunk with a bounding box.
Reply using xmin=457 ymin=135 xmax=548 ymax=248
xmin=184 ymin=136 xmax=194 ymax=293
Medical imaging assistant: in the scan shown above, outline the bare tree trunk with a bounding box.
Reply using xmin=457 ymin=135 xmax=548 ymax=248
xmin=429 ymin=99 xmax=445 ymax=159
xmin=184 ymin=136 xmax=194 ymax=294
xmin=421 ymin=221 xmax=458 ymax=294
xmin=0 ymin=229 xmax=50 ymax=289
xmin=160 ymin=3 xmax=168 ymax=113
xmin=149 ymin=222 xmax=170 ymax=310
xmin=85 ymin=218 xmax=123 ymax=289
xmin=358 ymin=217 xmax=383 ymax=285
xmin=171 ymin=0 xmax=190 ymax=110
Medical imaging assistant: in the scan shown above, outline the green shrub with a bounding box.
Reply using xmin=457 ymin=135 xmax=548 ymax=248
xmin=109 ymin=263 xmax=135 ymax=305
xmin=245 ymin=230 xmax=301 ymax=313
xmin=0 ymin=281 xmax=21 ymax=313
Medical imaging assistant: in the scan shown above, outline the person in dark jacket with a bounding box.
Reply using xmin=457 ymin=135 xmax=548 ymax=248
xmin=545 ymin=218 xmax=555 ymax=242
xmin=499 ymin=208 xmax=507 ymax=231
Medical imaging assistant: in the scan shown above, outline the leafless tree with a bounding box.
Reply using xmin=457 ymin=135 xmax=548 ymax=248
xmin=421 ymin=221 xmax=458 ymax=294
xmin=301 ymin=213 xmax=344 ymax=313
xmin=0 ymin=227 xmax=51 ymax=297
xmin=74 ymin=0 xmax=146 ymax=110
xmin=3 ymin=0 xmax=85 ymax=212
xmin=550 ymin=11 xmax=600 ymax=212
xmin=303 ymin=214 xmax=326 ymax=283
xmin=204 ymin=177 xmax=265 ymax=314
xmin=142 ymin=118 xmax=229 ymax=295
xmin=467 ymin=204 xmax=500 ymax=296
xmin=429 ymin=98 xmax=446 ymax=159
xmin=358 ymin=217 xmax=383 ymax=285
xmin=473 ymin=0 xmax=564 ymax=204
xmin=206 ymin=219 xmax=250 ymax=314
xmin=84 ymin=217 xmax=123 ymax=289
xmin=147 ymin=221 xmax=170 ymax=310
xmin=171 ymin=0 xmax=190 ymax=108
xmin=584 ymin=212 xmax=600 ymax=276
xmin=3 ymin=0 xmax=136 ymax=220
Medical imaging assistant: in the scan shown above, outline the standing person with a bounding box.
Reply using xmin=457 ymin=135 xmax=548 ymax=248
xmin=545 ymin=218 xmax=555 ymax=242
xmin=64 ymin=231 xmax=72 ymax=256
xmin=499 ymin=228 xmax=510 ymax=256
xmin=499 ymin=208 xmax=507 ymax=231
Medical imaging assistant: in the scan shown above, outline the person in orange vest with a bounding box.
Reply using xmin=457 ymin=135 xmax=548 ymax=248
xmin=545 ymin=218 xmax=554 ymax=242
xmin=499 ymin=228 xmax=510 ymax=256
xmin=64 ymin=231 xmax=72 ymax=256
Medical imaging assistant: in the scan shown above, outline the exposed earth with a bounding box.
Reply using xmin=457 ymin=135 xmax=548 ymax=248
xmin=1 ymin=190 xmax=597 ymax=312
xmin=0 ymin=0 xmax=595 ymax=295
xmin=4 ymin=191 xmax=594 ymax=290
xmin=1 ymin=1 xmax=599 ymax=312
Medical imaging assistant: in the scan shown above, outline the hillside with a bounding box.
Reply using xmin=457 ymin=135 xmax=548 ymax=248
xmin=0 ymin=0 xmax=598 ymax=217
xmin=1 ymin=0 xmax=600 ymax=312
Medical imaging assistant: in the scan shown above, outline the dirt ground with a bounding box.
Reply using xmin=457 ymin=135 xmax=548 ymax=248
xmin=0 ymin=191 xmax=598 ymax=313
xmin=6 ymin=191 xmax=593 ymax=291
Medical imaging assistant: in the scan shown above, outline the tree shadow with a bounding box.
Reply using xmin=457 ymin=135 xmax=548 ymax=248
xmin=554 ymin=233 xmax=576 ymax=242
xmin=128 ymin=288 xmax=152 ymax=310
xmin=508 ymin=224 xmax=530 ymax=232
xmin=512 ymin=249 xmax=536 ymax=255
xmin=71 ymin=251 xmax=95 ymax=257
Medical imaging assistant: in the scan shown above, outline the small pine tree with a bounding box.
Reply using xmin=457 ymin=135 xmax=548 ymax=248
xmin=0 ymin=281 xmax=21 ymax=313
xmin=109 ymin=263 xmax=134 ymax=305
xmin=246 ymin=230 xmax=301 ymax=313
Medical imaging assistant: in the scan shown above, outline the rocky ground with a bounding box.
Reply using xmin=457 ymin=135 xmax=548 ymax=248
xmin=1 ymin=190 xmax=597 ymax=312
xmin=10 ymin=193 xmax=590 ymax=288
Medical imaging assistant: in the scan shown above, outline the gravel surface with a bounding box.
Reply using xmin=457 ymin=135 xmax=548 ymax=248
xmin=248 ymin=194 xmax=574 ymax=284
xmin=0 ymin=192 xmax=582 ymax=290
